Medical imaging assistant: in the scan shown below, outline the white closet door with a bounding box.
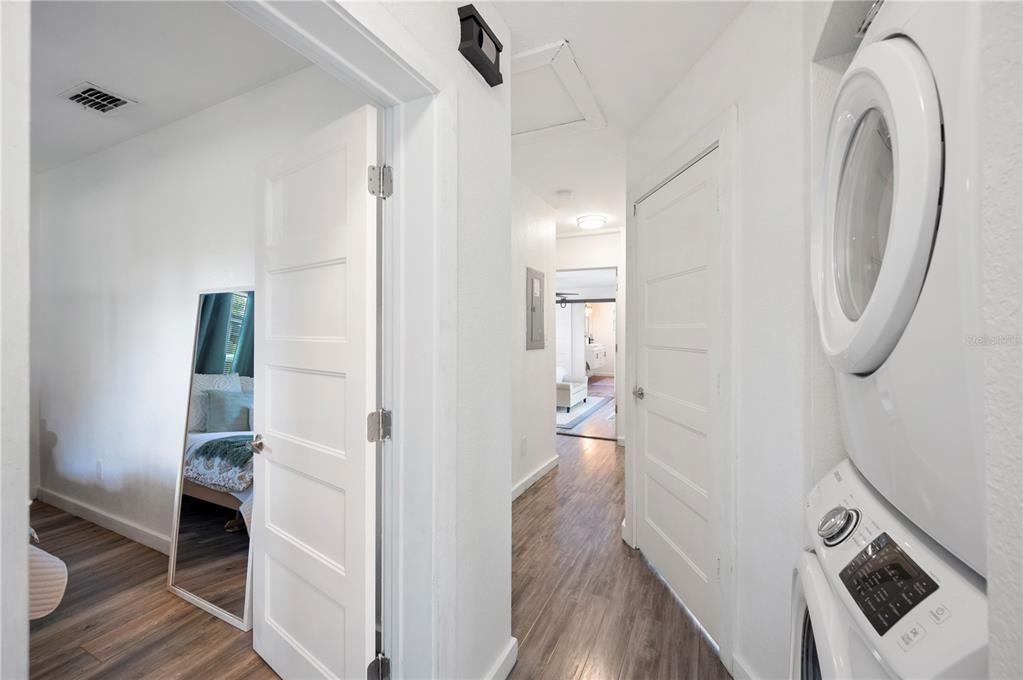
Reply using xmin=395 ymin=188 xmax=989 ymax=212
xmin=634 ymin=148 xmax=720 ymax=641
xmin=252 ymin=105 xmax=378 ymax=679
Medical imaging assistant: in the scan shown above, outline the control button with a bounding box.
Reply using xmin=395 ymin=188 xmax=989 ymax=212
xmin=818 ymin=506 xmax=860 ymax=547
xmin=818 ymin=506 xmax=852 ymax=540
xmin=896 ymin=622 xmax=927 ymax=652
xmin=927 ymin=603 xmax=951 ymax=625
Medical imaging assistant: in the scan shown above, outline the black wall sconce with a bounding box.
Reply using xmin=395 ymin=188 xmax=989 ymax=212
xmin=458 ymin=4 xmax=503 ymax=87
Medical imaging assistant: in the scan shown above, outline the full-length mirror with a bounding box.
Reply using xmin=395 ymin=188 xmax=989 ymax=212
xmin=169 ymin=290 xmax=255 ymax=629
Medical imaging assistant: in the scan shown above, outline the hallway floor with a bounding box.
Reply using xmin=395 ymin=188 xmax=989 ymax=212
xmin=511 ymin=436 xmax=731 ymax=679
xmin=28 ymin=502 xmax=277 ymax=679
xmin=557 ymin=376 xmax=617 ymax=440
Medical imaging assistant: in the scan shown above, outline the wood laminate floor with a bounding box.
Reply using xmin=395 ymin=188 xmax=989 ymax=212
xmin=511 ymin=436 xmax=730 ymax=680
xmin=173 ymin=495 xmax=249 ymax=618
xmin=558 ymin=377 xmax=617 ymax=440
xmin=29 ymin=501 xmax=277 ymax=680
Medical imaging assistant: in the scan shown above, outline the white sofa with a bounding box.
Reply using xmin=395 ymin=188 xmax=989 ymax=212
xmin=556 ymin=367 xmax=588 ymax=411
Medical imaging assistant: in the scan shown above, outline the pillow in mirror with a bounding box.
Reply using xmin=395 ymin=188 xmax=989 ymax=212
xmin=206 ymin=390 xmax=254 ymax=433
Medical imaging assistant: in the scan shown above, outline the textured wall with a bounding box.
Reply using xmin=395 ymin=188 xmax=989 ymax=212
xmin=980 ymin=3 xmax=1023 ymax=676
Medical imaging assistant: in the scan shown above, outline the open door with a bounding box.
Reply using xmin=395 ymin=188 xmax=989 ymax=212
xmin=252 ymin=105 xmax=378 ymax=678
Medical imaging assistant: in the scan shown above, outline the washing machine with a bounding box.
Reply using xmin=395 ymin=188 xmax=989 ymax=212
xmin=811 ymin=2 xmax=986 ymax=574
xmin=791 ymin=460 xmax=987 ymax=679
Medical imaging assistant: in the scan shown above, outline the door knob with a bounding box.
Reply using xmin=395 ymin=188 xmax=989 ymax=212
xmin=632 ymin=386 xmax=645 ymax=399
xmin=250 ymin=434 xmax=265 ymax=454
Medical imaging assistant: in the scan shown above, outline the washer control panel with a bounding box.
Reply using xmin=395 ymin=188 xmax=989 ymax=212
xmin=805 ymin=460 xmax=988 ymax=678
xmin=839 ymin=532 xmax=939 ymax=635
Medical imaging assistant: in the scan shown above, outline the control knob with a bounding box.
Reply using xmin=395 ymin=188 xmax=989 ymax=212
xmin=817 ymin=506 xmax=858 ymax=546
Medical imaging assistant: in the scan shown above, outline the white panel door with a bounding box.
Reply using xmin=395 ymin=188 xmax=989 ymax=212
xmin=253 ymin=105 xmax=378 ymax=679
xmin=634 ymin=149 xmax=720 ymax=640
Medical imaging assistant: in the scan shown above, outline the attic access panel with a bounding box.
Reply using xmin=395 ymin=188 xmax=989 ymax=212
xmin=511 ymin=41 xmax=606 ymax=139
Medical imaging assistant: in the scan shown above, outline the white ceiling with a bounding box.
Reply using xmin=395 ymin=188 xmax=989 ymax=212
xmin=499 ymin=2 xmax=746 ymax=236
xmin=32 ymin=1 xmax=312 ymax=172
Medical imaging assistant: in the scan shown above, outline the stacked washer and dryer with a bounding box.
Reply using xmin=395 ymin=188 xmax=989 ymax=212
xmin=796 ymin=2 xmax=988 ymax=678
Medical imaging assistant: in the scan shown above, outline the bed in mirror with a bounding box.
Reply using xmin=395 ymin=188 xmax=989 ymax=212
xmin=168 ymin=289 xmax=255 ymax=630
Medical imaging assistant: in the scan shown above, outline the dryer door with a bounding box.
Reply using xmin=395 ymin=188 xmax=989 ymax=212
xmin=813 ymin=37 xmax=942 ymax=374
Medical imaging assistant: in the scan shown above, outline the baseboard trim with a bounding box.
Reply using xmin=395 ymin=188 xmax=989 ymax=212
xmin=36 ymin=487 xmax=171 ymax=555
xmin=621 ymin=515 xmax=637 ymax=548
xmin=484 ymin=637 xmax=518 ymax=680
xmin=730 ymin=652 xmax=756 ymax=680
xmin=512 ymin=454 xmax=559 ymax=501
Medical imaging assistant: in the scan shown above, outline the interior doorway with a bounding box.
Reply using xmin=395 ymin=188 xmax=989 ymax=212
xmin=554 ymin=267 xmax=617 ymax=441
xmin=12 ymin=2 xmax=452 ymax=677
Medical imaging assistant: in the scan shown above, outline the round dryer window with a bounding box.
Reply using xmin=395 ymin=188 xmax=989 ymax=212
xmin=817 ymin=37 xmax=943 ymax=374
xmin=834 ymin=108 xmax=894 ymax=322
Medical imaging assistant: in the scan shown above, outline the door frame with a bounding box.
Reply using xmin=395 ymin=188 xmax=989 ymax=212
xmin=554 ymin=266 xmax=619 ymax=439
xmin=623 ymin=107 xmax=738 ymax=670
xmin=1 ymin=2 xmax=459 ymax=677
xmin=228 ymin=4 xmax=458 ymax=677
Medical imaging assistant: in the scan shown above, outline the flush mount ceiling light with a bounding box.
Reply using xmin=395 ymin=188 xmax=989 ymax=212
xmin=577 ymin=215 xmax=607 ymax=231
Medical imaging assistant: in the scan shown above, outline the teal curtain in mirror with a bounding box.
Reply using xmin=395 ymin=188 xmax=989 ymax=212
xmin=193 ymin=292 xmax=255 ymax=376
xmin=233 ymin=292 xmax=255 ymax=378
xmin=194 ymin=294 xmax=233 ymax=374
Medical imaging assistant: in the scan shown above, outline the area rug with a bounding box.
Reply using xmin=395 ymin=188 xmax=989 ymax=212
xmin=556 ymin=396 xmax=611 ymax=430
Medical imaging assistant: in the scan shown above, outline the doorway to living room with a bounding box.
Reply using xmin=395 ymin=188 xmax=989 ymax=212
xmin=555 ymin=267 xmax=617 ymax=441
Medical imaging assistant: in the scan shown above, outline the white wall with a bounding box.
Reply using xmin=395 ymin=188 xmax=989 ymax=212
xmin=588 ymin=302 xmax=616 ymax=377
xmin=803 ymin=3 xmax=854 ymax=490
xmin=554 ymin=304 xmax=588 ymax=379
xmin=511 ymin=181 xmax=557 ymax=500
xmin=556 ymin=231 xmax=622 ymax=271
xmin=980 ymin=2 xmax=1023 ymax=676
xmin=31 ymin=66 xmax=369 ymax=550
xmin=363 ymin=3 xmax=517 ymax=678
xmin=628 ymin=4 xmax=811 ymax=678
xmin=0 ymin=2 xmax=31 ymax=676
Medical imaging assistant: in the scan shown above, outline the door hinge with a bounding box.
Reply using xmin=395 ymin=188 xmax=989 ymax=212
xmin=368 ymin=165 xmax=393 ymax=199
xmin=367 ymin=652 xmax=391 ymax=680
xmin=367 ymin=409 xmax=392 ymax=443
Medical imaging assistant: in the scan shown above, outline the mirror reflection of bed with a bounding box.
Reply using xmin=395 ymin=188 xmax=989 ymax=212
xmin=169 ymin=290 xmax=255 ymax=628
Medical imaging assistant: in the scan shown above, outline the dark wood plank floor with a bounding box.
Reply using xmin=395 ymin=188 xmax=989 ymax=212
xmin=558 ymin=377 xmax=618 ymax=440
xmin=173 ymin=495 xmax=249 ymax=618
xmin=29 ymin=501 xmax=277 ymax=679
xmin=511 ymin=436 xmax=730 ymax=680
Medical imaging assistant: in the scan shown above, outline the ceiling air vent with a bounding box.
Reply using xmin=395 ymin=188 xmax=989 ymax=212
xmin=60 ymin=82 xmax=136 ymax=115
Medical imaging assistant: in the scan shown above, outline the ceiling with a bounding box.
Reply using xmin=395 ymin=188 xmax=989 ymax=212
xmin=32 ymin=1 xmax=312 ymax=172
xmin=499 ymin=2 xmax=746 ymax=236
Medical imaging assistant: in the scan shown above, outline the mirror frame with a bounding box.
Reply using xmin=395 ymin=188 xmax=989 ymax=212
xmin=167 ymin=286 xmax=255 ymax=632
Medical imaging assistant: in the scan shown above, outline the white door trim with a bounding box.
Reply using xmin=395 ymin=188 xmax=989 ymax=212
xmin=0 ymin=2 xmax=31 ymax=677
xmin=2 ymin=1 xmax=460 ymax=677
xmin=624 ymin=106 xmax=738 ymax=672
xmin=230 ymin=4 xmax=459 ymax=677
